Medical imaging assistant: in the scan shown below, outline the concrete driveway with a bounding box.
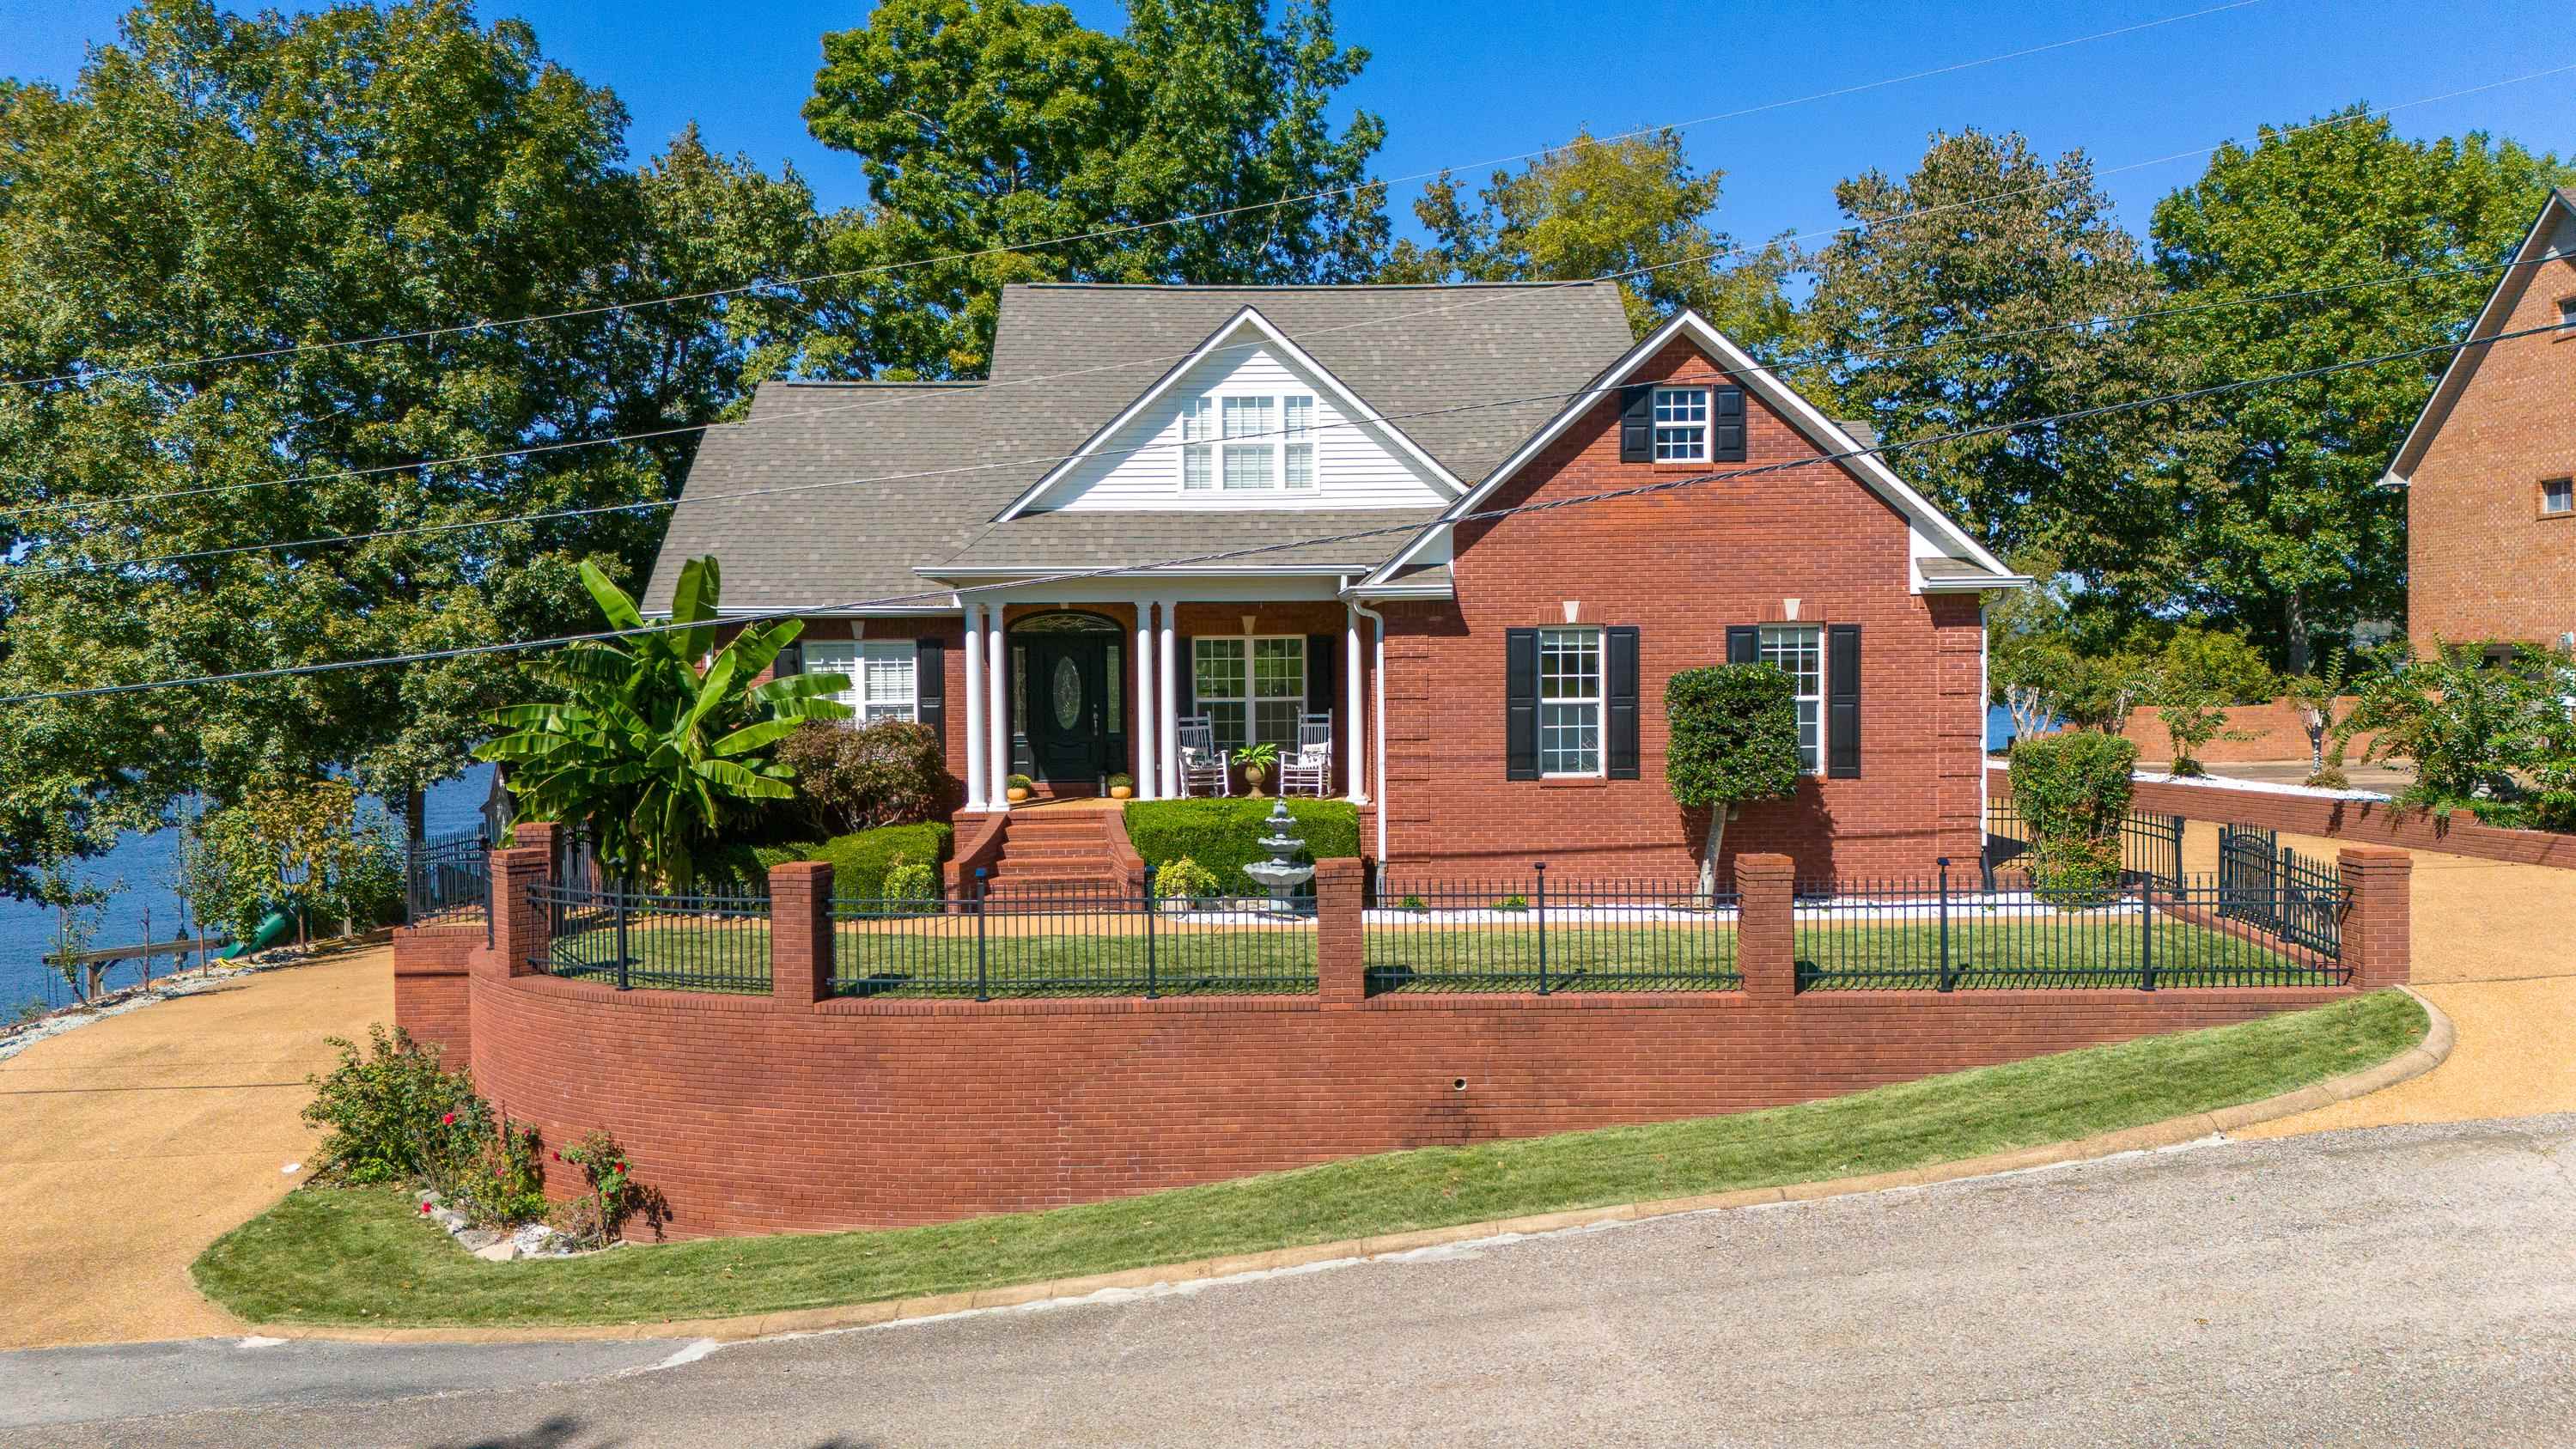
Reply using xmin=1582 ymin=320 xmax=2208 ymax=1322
xmin=10 ymin=1117 xmax=2574 ymax=1446
xmin=0 ymin=943 xmax=392 ymax=1349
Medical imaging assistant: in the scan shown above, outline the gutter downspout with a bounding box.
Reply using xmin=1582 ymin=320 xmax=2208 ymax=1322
xmin=1350 ymin=594 xmax=1390 ymax=894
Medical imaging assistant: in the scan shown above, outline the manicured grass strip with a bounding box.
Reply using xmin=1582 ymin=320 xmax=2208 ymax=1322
xmin=1794 ymin=917 xmax=2336 ymax=990
xmin=192 ymin=991 xmax=2422 ymax=1330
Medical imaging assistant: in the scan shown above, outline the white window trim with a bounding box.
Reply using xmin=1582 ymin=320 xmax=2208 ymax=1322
xmin=1538 ymin=626 xmax=1605 ymax=779
xmin=1191 ymin=635 xmax=1308 ymax=751
xmin=1178 ymin=392 xmax=1319 ymax=495
xmin=1653 ymin=387 xmax=1710 ymax=463
xmin=2544 ymin=477 xmax=2575 ymax=516
xmin=1758 ymin=624 xmax=1825 ymax=776
xmin=804 ymin=639 xmax=919 ymax=725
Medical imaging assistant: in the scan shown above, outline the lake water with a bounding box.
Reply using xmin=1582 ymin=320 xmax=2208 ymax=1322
xmin=2 ymin=764 xmax=496 ymax=1015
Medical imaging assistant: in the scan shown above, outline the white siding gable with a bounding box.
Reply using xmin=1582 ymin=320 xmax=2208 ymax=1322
xmin=1035 ymin=324 xmax=1454 ymax=513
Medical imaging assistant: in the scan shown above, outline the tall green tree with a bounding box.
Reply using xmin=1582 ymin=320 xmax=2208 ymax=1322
xmin=802 ymin=0 xmax=1389 ymax=378
xmin=1804 ymin=130 xmax=2202 ymax=607
xmin=2148 ymin=107 xmax=2568 ymax=670
xmin=0 ymin=0 xmax=837 ymax=890
xmin=1379 ymin=129 xmax=1800 ymax=354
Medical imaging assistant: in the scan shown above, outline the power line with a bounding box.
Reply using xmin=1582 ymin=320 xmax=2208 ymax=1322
xmin=0 ymin=0 xmax=2268 ymax=393
xmin=4 ymin=312 xmax=2554 ymax=708
xmin=9 ymin=67 xmax=2552 ymax=535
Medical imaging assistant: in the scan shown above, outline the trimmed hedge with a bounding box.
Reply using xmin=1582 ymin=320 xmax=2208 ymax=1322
xmin=1122 ymin=800 xmax=1360 ymax=894
xmin=697 ymin=822 xmax=953 ymax=900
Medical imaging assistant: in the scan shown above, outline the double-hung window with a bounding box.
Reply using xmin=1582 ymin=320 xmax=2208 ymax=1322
xmin=801 ymin=640 xmax=918 ymax=725
xmin=1538 ymin=627 xmax=1603 ymax=776
xmin=1181 ymin=393 xmax=1318 ymax=491
xmin=1758 ymin=624 xmax=1824 ymax=773
xmin=1653 ymin=387 xmax=1710 ymax=461
xmin=1193 ymin=636 xmax=1306 ymax=752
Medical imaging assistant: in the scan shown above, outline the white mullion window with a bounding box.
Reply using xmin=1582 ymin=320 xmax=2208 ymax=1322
xmin=1193 ymin=636 xmax=1306 ymax=752
xmin=1538 ymin=627 xmax=1602 ymax=776
xmin=1221 ymin=395 xmax=1276 ymax=490
xmin=1180 ymin=396 xmax=1215 ymax=490
xmin=1283 ymin=394 xmax=1315 ymax=489
xmin=857 ymin=639 xmax=918 ymax=724
xmin=1758 ymin=624 xmax=1824 ymax=773
xmin=1179 ymin=392 xmax=1318 ymax=493
xmin=1653 ymin=387 xmax=1709 ymax=461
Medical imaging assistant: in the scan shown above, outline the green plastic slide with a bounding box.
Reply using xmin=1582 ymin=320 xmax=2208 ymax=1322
xmin=215 ymin=904 xmax=300 ymax=960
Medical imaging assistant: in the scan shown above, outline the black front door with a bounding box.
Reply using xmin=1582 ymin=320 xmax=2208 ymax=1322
xmin=1020 ymin=636 xmax=1113 ymax=787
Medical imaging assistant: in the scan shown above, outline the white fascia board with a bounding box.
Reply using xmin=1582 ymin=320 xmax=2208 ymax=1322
xmin=1917 ymin=574 xmax=2035 ymax=594
xmin=1366 ymin=309 xmax=2014 ymax=588
xmin=990 ymin=306 xmax=1465 ymax=522
xmin=2382 ymin=190 xmax=2575 ymax=489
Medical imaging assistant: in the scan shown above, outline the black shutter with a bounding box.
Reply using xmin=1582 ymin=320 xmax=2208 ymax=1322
xmin=1618 ymin=384 xmax=1654 ymax=463
xmin=1726 ymin=625 xmax=1759 ymax=665
xmin=1827 ymin=624 xmax=1861 ymax=779
xmin=1176 ymin=636 xmax=1195 ymax=717
xmin=1605 ymin=625 xmax=1641 ymax=780
xmin=1505 ymin=627 xmax=1539 ymax=780
xmin=915 ymin=636 xmax=946 ymax=734
xmin=1712 ymin=387 xmax=1747 ymax=462
xmin=773 ymin=634 xmax=802 ymax=678
xmin=1306 ymin=632 xmax=1335 ymax=724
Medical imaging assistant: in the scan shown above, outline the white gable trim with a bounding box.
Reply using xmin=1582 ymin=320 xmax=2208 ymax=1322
xmin=991 ymin=306 xmax=1466 ymax=521
xmin=2380 ymin=190 xmax=2576 ymax=489
xmin=1366 ymin=309 xmax=2017 ymax=589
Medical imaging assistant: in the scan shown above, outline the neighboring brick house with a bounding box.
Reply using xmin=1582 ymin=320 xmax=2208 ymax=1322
xmin=645 ymin=283 xmax=2026 ymax=884
xmin=2384 ymin=187 xmax=2576 ymax=652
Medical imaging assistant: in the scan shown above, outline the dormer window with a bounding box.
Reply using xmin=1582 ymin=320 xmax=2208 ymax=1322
xmin=1181 ymin=393 xmax=1318 ymax=492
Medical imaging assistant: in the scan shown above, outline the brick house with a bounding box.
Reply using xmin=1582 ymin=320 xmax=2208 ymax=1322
xmin=645 ymin=283 xmax=2026 ymax=883
xmin=2384 ymin=187 xmax=2576 ymax=652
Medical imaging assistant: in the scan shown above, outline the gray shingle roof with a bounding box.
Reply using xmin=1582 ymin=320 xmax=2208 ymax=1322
xmin=644 ymin=283 xmax=1632 ymax=612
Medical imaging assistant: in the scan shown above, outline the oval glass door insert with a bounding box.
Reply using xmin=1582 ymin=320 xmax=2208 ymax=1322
xmin=1051 ymin=655 xmax=1083 ymax=730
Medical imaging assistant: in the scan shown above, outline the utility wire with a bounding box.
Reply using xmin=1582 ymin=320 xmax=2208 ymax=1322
xmin=4 ymin=312 xmax=2556 ymax=708
xmin=0 ymin=0 xmax=2268 ymax=393
xmin=7 ymin=67 xmax=2553 ymax=533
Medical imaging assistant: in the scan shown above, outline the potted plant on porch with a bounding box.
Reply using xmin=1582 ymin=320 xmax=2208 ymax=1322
xmin=1107 ymin=773 xmax=1134 ymax=801
xmin=1236 ymin=742 xmax=1278 ymax=796
xmin=1004 ymin=773 xmax=1033 ymax=804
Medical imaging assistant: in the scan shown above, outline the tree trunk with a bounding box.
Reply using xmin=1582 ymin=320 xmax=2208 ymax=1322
xmin=405 ymin=787 xmax=426 ymax=844
xmin=2284 ymin=592 xmax=2311 ymax=678
xmin=1698 ymin=806 xmax=1733 ymax=902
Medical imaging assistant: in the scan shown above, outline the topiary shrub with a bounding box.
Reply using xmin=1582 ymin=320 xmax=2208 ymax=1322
xmin=2009 ymin=732 xmax=2138 ymax=904
xmin=1122 ymin=800 xmax=1359 ymax=894
xmin=776 ymin=719 xmax=949 ymax=837
xmin=1666 ymin=664 xmax=1803 ymax=897
xmin=804 ymin=821 xmax=954 ymax=899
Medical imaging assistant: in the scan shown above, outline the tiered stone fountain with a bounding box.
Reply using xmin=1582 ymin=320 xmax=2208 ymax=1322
xmin=1239 ymin=800 xmax=1317 ymax=915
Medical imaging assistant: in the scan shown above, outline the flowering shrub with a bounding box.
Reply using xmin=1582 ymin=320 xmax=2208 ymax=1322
xmin=444 ymin=1113 xmax=548 ymax=1230
xmin=551 ymin=1129 xmax=650 ymax=1247
xmin=301 ymin=1025 xmax=481 ymax=1184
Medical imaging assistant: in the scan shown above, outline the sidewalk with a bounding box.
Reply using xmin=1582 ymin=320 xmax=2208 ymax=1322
xmin=2172 ymin=821 xmax=2576 ymax=1135
xmin=0 ymin=943 xmax=390 ymax=1349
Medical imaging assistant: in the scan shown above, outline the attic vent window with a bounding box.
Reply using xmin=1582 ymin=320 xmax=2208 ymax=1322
xmin=2559 ymin=297 xmax=2576 ymax=332
xmin=1180 ymin=393 xmax=1318 ymax=493
xmin=1653 ymin=388 xmax=1709 ymax=461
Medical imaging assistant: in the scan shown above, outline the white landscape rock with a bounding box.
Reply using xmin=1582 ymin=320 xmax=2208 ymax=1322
xmin=472 ymin=1240 xmax=520 ymax=1263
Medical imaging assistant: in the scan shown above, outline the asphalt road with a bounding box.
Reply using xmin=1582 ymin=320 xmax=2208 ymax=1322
xmin=12 ymin=1116 xmax=2576 ymax=1447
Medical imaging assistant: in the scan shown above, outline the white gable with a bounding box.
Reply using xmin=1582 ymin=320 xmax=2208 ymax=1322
xmin=1008 ymin=314 xmax=1457 ymax=515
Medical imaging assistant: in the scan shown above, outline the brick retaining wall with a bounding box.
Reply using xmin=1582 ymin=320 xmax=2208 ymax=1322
xmin=2123 ymin=776 xmax=2576 ymax=869
xmin=390 ymin=927 xmax=476 ymax=1062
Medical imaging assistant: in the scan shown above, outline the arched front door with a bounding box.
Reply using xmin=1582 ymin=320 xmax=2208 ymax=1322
xmin=1010 ymin=611 xmax=1125 ymax=791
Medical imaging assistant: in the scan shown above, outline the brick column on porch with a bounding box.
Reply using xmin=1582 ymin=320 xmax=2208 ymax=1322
xmin=1735 ymin=853 xmax=1796 ymax=1001
xmin=770 ymin=860 xmax=836 ymax=1008
xmin=1314 ymin=856 xmax=1367 ymax=1006
xmin=2337 ymin=847 xmax=2413 ymax=989
xmin=484 ymin=846 xmax=552 ymax=979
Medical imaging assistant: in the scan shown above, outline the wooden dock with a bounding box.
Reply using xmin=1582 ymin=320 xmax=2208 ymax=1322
xmin=43 ymin=935 xmax=231 ymax=968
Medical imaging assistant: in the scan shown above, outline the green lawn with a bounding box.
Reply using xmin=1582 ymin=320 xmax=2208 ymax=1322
xmin=193 ymin=990 xmax=2421 ymax=1330
xmin=1795 ymin=914 xmax=2337 ymax=989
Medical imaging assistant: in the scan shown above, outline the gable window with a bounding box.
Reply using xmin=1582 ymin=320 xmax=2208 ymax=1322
xmin=1653 ymin=387 xmax=1710 ymax=461
xmin=1193 ymin=636 xmax=1306 ymax=751
xmin=2560 ymin=298 xmax=2576 ymax=332
xmin=1758 ymin=624 xmax=1824 ymax=773
xmin=1538 ymin=627 xmax=1603 ymax=776
xmin=2546 ymin=478 xmax=2574 ymax=516
xmin=1180 ymin=393 xmax=1319 ymax=492
xmin=802 ymin=640 xmax=918 ymax=725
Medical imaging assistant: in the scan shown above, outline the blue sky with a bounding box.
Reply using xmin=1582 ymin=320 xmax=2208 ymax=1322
xmin=5 ymin=0 xmax=2571 ymax=250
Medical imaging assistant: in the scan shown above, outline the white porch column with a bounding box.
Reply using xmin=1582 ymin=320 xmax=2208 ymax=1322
xmin=1345 ymin=605 xmax=1367 ymax=802
xmin=961 ymin=603 xmax=988 ymax=811
xmin=984 ymin=603 xmax=1008 ymax=803
xmin=1156 ymin=598 xmax=1180 ymax=798
xmin=1133 ymin=600 xmax=1158 ymax=800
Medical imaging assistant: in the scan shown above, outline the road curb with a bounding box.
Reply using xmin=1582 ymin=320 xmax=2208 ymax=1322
xmin=240 ymin=989 xmax=2453 ymax=1347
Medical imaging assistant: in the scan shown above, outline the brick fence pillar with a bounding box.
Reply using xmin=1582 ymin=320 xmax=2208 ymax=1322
xmin=770 ymin=860 xmax=836 ymax=1008
xmin=2338 ymin=846 xmax=2413 ymax=989
xmin=1735 ymin=853 xmax=1795 ymax=1001
xmin=513 ymin=819 xmax=562 ymax=872
xmin=484 ymin=846 xmax=553 ymax=979
xmin=1314 ymin=856 xmax=1367 ymax=1006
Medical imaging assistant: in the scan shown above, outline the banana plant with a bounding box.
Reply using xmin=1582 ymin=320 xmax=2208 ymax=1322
xmin=475 ymin=557 xmax=851 ymax=888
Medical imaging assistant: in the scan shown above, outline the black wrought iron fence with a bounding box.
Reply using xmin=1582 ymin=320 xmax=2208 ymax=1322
xmin=828 ymin=869 xmax=1317 ymax=1000
xmin=1794 ymin=860 xmax=2343 ymax=991
xmin=2217 ymin=825 xmax=2345 ymax=956
xmin=1982 ymin=797 xmax=2183 ymax=892
xmin=1364 ymin=868 xmax=1741 ymax=994
xmin=404 ymin=830 xmax=490 ymax=934
xmin=531 ymin=880 xmax=771 ymax=994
